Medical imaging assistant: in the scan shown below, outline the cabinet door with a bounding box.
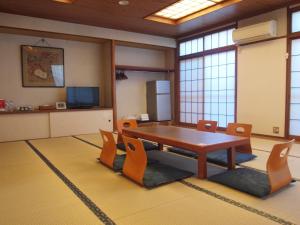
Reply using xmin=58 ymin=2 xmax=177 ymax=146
xmin=50 ymin=110 xmax=113 ymax=137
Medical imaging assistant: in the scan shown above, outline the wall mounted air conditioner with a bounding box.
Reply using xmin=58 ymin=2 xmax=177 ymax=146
xmin=233 ymin=20 xmax=277 ymax=45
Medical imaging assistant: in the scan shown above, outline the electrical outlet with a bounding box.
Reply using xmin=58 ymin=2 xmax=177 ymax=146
xmin=273 ymin=127 xmax=279 ymax=134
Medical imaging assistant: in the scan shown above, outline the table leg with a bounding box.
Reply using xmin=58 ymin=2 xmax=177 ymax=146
xmin=158 ymin=143 xmax=164 ymax=151
xmin=227 ymin=147 xmax=236 ymax=170
xmin=197 ymin=153 xmax=207 ymax=179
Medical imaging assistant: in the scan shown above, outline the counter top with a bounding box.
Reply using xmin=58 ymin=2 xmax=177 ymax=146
xmin=0 ymin=107 xmax=113 ymax=115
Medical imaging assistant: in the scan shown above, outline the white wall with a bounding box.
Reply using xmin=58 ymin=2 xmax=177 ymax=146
xmin=237 ymin=38 xmax=287 ymax=136
xmin=116 ymin=46 xmax=167 ymax=68
xmin=0 ymin=12 xmax=176 ymax=48
xmin=237 ymin=8 xmax=288 ymax=137
xmin=116 ymin=72 xmax=166 ymax=119
xmin=0 ymin=33 xmax=103 ymax=107
xmin=116 ymin=46 xmax=167 ymax=119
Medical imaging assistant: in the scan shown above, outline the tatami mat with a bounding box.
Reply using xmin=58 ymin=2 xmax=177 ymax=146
xmin=2 ymin=134 xmax=298 ymax=224
xmin=185 ymin=177 xmax=300 ymax=224
xmin=0 ymin=141 xmax=103 ymax=225
xmin=76 ymin=133 xmax=106 ymax=148
xmin=251 ymin=137 xmax=300 ymax=157
xmin=76 ymin=133 xmax=124 ymax=155
xmin=28 ymin=137 xmax=285 ymax=224
xmin=30 ymin=137 xmax=196 ymax=220
xmin=116 ymin=192 xmax=277 ymax=225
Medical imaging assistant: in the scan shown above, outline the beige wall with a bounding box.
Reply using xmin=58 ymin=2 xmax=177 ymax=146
xmin=0 ymin=33 xmax=104 ymax=107
xmin=239 ymin=8 xmax=287 ymax=36
xmin=237 ymin=8 xmax=288 ymax=136
xmin=116 ymin=46 xmax=166 ymax=68
xmin=115 ymin=46 xmax=167 ymax=119
xmin=0 ymin=12 xmax=176 ymax=48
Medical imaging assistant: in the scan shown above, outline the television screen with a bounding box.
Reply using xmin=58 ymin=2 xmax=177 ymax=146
xmin=67 ymin=87 xmax=99 ymax=108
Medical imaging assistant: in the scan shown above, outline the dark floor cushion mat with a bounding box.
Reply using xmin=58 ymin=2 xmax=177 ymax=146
xmin=168 ymin=147 xmax=256 ymax=166
xmin=117 ymin=140 xmax=158 ymax=152
xmin=113 ymin=154 xmax=127 ymax=171
xmin=207 ymin=150 xmax=257 ymax=166
xmin=208 ymin=168 xmax=270 ymax=198
xmin=143 ymin=163 xmax=194 ymax=189
xmin=168 ymin=147 xmax=198 ymax=158
xmin=113 ymin=154 xmax=159 ymax=172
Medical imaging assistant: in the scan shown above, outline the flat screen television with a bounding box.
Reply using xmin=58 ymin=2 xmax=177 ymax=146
xmin=67 ymin=87 xmax=99 ymax=109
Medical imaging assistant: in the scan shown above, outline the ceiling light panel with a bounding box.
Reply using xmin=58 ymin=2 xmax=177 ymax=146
xmin=154 ymin=0 xmax=226 ymax=20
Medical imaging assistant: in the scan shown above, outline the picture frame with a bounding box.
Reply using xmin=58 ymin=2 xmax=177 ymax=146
xmin=21 ymin=45 xmax=65 ymax=87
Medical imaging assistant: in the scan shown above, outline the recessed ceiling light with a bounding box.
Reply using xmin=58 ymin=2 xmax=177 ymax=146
xmin=119 ymin=0 xmax=130 ymax=6
xmin=154 ymin=0 xmax=225 ymax=20
xmin=145 ymin=0 xmax=241 ymax=25
xmin=52 ymin=0 xmax=75 ymax=4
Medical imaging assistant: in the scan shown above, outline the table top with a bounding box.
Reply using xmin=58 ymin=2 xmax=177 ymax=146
xmin=123 ymin=125 xmax=249 ymax=153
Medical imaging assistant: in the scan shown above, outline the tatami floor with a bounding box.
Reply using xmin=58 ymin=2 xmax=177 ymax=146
xmin=1 ymin=133 xmax=300 ymax=225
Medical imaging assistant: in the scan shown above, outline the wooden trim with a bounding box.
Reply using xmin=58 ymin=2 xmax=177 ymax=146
xmin=115 ymin=40 xmax=174 ymax=51
xmin=0 ymin=26 xmax=108 ymax=44
xmin=286 ymin=7 xmax=300 ymax=139
xmin=111 ymin=40 xmax=117 ymax=131
xmin=174 ymin=40 xmax=180 ymax=125
xmin=0 ymin=107 xmax=113 ymax=115
xmin=115 ymin=65 xmax=174 ymax=73
xmin=252 ymin=133 xmax=287 ymax=140
xmin=289 ymin=4 xmax=300 ymax=11
xmin=285 ymin=6 xmax=292 ymax=139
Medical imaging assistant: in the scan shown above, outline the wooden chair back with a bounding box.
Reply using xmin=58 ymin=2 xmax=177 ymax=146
xmin=197 ymin=120 xmax=218 ymax=133
xmin=122 ymin=135 xmax=147 ymax=185
xmin=267 ymin=140 xmax=294 ymax=193
xmin=226 ymin=123 xmax=252 ymax=137
xmin=226 ymin=123 xmax=253 ymax=153
xmin=117 ymin=119 xmax=138 ymax=144
xmin=99 ymin=130 xmax=117 ymax=168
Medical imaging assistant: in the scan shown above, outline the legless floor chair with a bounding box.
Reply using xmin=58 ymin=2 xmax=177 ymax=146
xmin=99 ymin=129 xmax=127 ymax=171
xmin=99 ymin=130 xmax=158 ymax=172
xmin=206 ymin=123 xmax=256 ymax=166
xmin=122 ymin=136 xmax=194 ymax=188
xmin=209 ymin=140 xmax=295 ymax=198
xmin=117 ymin=119 xmax=158 ymax=151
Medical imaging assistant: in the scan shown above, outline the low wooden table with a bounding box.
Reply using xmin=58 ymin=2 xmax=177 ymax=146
xmin=123 ymin=125 xmax=250 ymax=179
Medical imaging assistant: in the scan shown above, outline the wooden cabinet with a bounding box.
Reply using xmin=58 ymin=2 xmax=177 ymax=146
xmin=0 ymin=109 xmax=113 ymax=142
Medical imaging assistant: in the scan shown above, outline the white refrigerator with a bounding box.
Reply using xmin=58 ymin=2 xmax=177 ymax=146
xmin=146 ymin=80 xmax=171 ymax=121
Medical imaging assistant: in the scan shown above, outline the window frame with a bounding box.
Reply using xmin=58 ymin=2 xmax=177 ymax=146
xmin=175 ymin=25 xmax=237 ymax=129
xmin=286 ymin=6 xmax=300 ymax=140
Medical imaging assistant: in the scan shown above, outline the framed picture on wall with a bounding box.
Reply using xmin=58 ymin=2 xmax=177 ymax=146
xmin=21 ymin=45 xmax=65 ymax=87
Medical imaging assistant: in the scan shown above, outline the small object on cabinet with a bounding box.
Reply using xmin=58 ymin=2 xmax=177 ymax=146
xmin=140 ymin=114 xmax=149 ymax=121
xmin=39 ymin=105 xmax=56 ymax=110
xmin=18 ymin=105 xmax=33 ymax=111
xmin=0 ymin=99 xmax=5 ymax=111
xmin=56 ymin=102 xmax=67 ymax=110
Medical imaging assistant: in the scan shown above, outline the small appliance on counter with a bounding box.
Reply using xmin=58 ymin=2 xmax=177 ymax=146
xmin=0 ymin=99 xmax=5 ymax=111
